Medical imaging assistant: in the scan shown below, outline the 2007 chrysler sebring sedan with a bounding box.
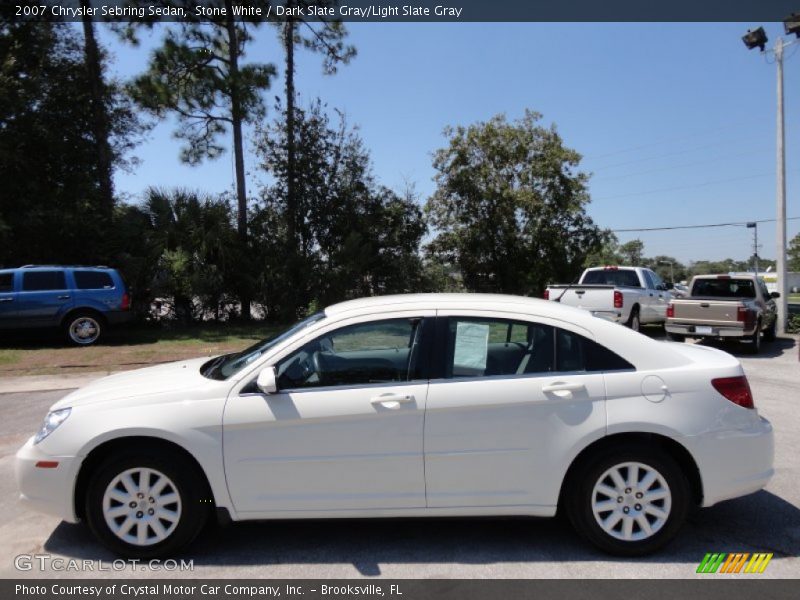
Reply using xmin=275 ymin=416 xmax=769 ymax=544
xmin=15 ymin=294 xmax=774 ymax=557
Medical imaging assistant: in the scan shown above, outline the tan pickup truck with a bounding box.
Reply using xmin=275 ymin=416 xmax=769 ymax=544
xmin=665 ymin=274 xmax=779 ymax=353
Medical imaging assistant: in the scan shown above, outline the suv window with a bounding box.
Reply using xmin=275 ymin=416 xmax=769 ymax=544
xmin=581 ymin=269 xmax=642 ymax=288
xmin=443 ymin=317 xmax=634 ymax=378
xmin=22 ymin=271 xmax=66 ymax=291
xmin=74 ymin=271 xmax=114 ymax=289
xmin=276 ymin=318 xmax=425 ymax=390
xmin=0 ymin=273 xmax=12 ymax=293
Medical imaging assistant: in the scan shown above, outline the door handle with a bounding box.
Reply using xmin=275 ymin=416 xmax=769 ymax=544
xmin=0 ymin=298 xmax=12 ymax=303
xmin=57 ymin=295 xmax=70 ymax=300
xmin=370 ymin=394 xmax=414 ymax=409
xmin=541 ymin=382 xmax=585 ymax=399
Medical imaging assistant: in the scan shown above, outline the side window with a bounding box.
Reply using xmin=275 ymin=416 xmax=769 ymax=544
xmin=276 ymin=318 xmax=425 ymax=390
xmin=74 ymin=271 xmax=114 ymax=289
xmin=759 ymin=279 xmax=770 ymax=299
xmin=0 ymin=273 xmax=13 ymax=293
xmin=444 ymin=318 xmax=554 ymax=378
xmin=556 ymin=328 xmax=634 ymax=372
xmin=22 ymin=271 xmax=66 ymax=291
xmin=650 ymin=271 xmax=665 ymax=289
xmin=642 ymin=271 xmax=656 ymax=289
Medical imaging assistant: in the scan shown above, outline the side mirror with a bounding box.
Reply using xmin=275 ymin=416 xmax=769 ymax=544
xmin=256 ymin=367 xmax=278 ymax=394
xmin=770 ymin=291 xmax=781 ymax=299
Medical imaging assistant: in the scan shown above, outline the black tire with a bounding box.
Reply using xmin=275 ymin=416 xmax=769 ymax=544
xmin=64 ymin=310 xmax=104 ymax=346
xmin=746 ymin=320 xmax=762 ymax=354
xmin=85 ymin=450 xmax=210 ymax=559
xmin=626 ymin=306 xmax=641 ymax=332
xmin=666 ymin=332 xmax=685 ymax=342
xmin=763 ymin=318 xmax=777 ymax=343
xmin=565 ymin=445 xmax=690 ymax=556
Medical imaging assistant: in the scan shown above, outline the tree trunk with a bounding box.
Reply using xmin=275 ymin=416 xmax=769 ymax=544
xmin=80 ymin=1 xmax=114 ymax=224
xmin=225 ymin=2 xmax=251 ymax=319
xmin=284 ymin=13 xmax=299 ymax=319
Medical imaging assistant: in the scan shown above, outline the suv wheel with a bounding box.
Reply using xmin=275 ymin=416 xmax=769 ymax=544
xmin=85 ymin=452 xmax=210 ymax=558
xmin=65 ymin=311 xmax=103 ymax=346
xmin=565 ymin=446 xmax=689 ymax=556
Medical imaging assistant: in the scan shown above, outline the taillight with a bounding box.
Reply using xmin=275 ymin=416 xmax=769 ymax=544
xmin=666 ymin=303 xmax=675 ymax=318
xmin=121 ymin=292 xmax=131 ymax=311
xmin=543 ymin=289 xmax=550 ymax=300
xmin=737 ymin=306 xmax=754 ymax=327
xmin=613 ymin=290 xmax=623 ymax=308
xmin=711 ymin=376 xmax=754 ymax=409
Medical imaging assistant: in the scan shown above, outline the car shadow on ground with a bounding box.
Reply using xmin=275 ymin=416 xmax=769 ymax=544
xmin=43 ymin=490 xmax=800 ymax=576
xmin=694 ymin=337 xmax=796 ymax=360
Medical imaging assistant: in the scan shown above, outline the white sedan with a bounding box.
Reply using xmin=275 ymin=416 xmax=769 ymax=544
xmin=15 ymin=294 xmax=774 ymax=557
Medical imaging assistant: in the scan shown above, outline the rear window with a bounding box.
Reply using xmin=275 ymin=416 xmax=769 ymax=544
xmin=556 ymin=328 xmax=635 ymax=372
xmin=74 ymin=271 xmax=114 ymax=289
xmin=22 ymin=271 xmax=66 ymax=291
xmin=581 ymin=269 xmax=642 ymax=287
xmin=691 ymin=279 xmax=756 ymax=298
xmin=0 ymin=273 xmax=12 ymax=293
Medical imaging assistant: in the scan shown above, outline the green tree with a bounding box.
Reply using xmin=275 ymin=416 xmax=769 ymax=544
xmin=584 ymin=231 xmax=623 ymax=267
xmin=618 ymin=239 xmax=644 ymax=265
xmin=425 ymin=111 xmax=604 ymax=295
xmin=0 ymin=20 xmax=138 ymax=266
xmin=127 ymin=5 xmax=276 ymax=317
xmin=787 ymin=233 xmax=800 ymax=271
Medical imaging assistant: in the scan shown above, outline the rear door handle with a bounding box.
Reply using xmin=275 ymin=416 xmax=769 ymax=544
xmin=542 ymin=382 xmax=586 ymax=399
xmin=57 ymin=295 xmax=70 ymax=300
xmin=0 ymin=298 xmax=13 ymax=303
xmin=370 ymin=394 xmax=414 ymax=409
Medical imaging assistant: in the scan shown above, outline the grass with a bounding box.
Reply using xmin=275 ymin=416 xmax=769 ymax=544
xmin=0 ymin=322 xmax=285 ymax=377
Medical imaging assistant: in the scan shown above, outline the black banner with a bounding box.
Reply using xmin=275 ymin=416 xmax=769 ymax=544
xmin=3 ymin=0 xmax=800 ymax=23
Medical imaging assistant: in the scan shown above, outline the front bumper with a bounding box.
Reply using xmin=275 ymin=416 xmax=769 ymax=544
xmin=687 ymin=416 xmax=774 ymax=507
xmin=15 ymin=437 xmax=81 ymax=523
xmin=666 ymin=323 xmax=754 ymax=338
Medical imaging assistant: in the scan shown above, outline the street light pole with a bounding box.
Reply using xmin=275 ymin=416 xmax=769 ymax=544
xmin=775 ymin=37 xmax=788 ymax=334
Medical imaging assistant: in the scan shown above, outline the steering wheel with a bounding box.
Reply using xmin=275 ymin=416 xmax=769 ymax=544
xmin=312 ymin=350 xmax=324 ymax=377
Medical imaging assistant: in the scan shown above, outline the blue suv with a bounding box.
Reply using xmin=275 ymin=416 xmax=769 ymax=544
xmin=0 ymin=266 xmax=132 ymax=345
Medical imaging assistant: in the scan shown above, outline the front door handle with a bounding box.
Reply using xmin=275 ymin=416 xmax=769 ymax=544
xmin=57 ymin=295 xmax=70 ymax=300
xmin=0 ymin=298 xmax=13 ymax=303
xmin=542 ymin=382 xmax=586 ymax=399
xmin=370 ymin=394 xmax=414 ymax=409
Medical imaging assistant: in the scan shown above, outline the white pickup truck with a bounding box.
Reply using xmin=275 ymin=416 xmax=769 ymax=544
xmin=544 ymin=266 xmax=673 ymax=331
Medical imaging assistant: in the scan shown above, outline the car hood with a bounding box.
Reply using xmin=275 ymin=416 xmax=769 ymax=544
xmin=50 ymin=357 xmax=218 ymax=410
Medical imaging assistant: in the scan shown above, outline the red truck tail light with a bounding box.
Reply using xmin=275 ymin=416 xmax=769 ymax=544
xmin=121 ymin=292 xmax=131 ymax=311
xmin=543 ymin=290 xmax=550 ymax=300
xmin=613 ymin=290 xmax=623 ymax=308
xmin=711 ymin=376 xmax=754 ymax=409
xmin=736 ymin=305 xmax=755 ymax=327
xmin=666 ymin=303 xmax=675 ymax=318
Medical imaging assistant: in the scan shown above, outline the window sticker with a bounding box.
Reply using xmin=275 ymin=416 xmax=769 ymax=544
xmin=453 ymin=322 xmax=490 ymax=371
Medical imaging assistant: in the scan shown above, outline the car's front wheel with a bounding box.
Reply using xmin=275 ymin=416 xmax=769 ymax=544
xmin=565 ymin=446 xmax=690 ymax=556
xmin=85 ymin=451 xmax=210 ymax=558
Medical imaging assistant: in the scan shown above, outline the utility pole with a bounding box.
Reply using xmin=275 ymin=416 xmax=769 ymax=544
xmin=775 ymin=37 xmax=788 ymax=334
xmin=747 ymin=222 xmax=759 ymax=275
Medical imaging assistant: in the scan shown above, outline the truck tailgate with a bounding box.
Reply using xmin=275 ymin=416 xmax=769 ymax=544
xmin=670 ymin=299 xmax=744 ymax=327
xmin=551 ymin=286 xmax=616 ymax=310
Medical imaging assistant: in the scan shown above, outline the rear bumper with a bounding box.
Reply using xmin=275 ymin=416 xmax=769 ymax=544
xmin=105 ymin=310 xmax=133 ymax=326
xmin=687 ymin=416 xmax=774 ymax=507
xmin=15 ymin=437 xmax=80 ymax=523
xmin=666 ymin=323 xmax=753 ymax=338
xmin=589 ymin=310 xmax=624 ymax=323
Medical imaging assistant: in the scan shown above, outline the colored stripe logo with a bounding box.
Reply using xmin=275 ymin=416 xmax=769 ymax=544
xmin=696 ymin=552 xmax=773 ymax=574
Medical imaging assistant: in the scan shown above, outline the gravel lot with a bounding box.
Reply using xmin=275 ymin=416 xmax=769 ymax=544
xmin=0 ymin=335 xmax=797 ymax=579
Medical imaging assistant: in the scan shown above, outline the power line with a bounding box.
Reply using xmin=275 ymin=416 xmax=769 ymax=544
xmin=611 ymin=216 xmax=800 ymax=233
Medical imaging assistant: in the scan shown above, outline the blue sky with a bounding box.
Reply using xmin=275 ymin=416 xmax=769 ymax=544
xmin=98 ymin=22 xmax=800 ymax=263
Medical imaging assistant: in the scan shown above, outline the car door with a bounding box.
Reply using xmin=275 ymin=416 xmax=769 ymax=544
xmin=639 ymin=270 xmax=659 ymax=323
xmin=423 ymin=312 xmax=608 ymax=509
xmin=0 ymin=272 xmax=17 ymax=327
xmin=648 ymin=270 xmax=670 ymax=322
xmin=223 ymin=312 xmax=433 ymax=515
xmin=15 ymin=270 xmax=73 ymax=326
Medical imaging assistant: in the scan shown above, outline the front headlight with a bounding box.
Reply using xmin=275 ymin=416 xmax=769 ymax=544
xmin=34 ymin=408 xmax=71 ymax=444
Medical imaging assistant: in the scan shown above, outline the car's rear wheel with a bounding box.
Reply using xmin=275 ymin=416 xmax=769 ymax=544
xmin=64 ymin=311 xmax=103 ymax=346
xmin=763 ymin=318 xmax=776 ymax=342
xmin=85 ymin=451 xmax=210 ymax=558
xmin=666 ymin=332 xmax=685 ymax=342
xmin=746 ymin=320 xmax=762 ymax=354
xmin=565 ymin=446 xmax=689 ymax=556
xmin=626 ymin=307 xmax=641 ymax=332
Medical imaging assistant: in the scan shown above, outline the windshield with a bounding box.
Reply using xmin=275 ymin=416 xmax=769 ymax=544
xmin=581 ymin=269 xmax=642 ymax=287
xmin=201 ymin=313 xmax=326 ymax=380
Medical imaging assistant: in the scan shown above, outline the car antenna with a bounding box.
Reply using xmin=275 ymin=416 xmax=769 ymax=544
xmin=555 ymin=271 xmax=583 ymax=303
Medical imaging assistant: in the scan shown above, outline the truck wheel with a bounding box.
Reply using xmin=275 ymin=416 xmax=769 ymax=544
xmin=565 ymin=444 xmax=690 ymax=556
xmin=666 ymin=332 xmax=685 ymax=342
xmin=626 ymin=307 xmax=641 ymax=332
xmin=763 ymin=319 xmax=777 ymax=342
xmin=64 ymin=311 xmax=104 ymax=346
xmin=746 ymin=321 xmax=762 ymax=354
